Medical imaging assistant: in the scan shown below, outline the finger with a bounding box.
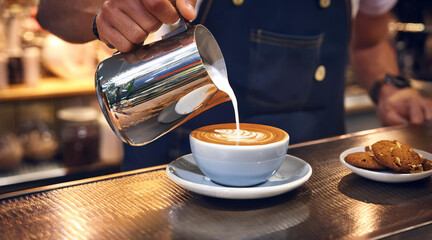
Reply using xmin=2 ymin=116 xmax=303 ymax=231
xmin=104 ymin=9 xmax=148 ymax=45
xmin=121 ymin=0 xmax=163 ymax=34
xmin=96 ymin=5 xmax=142 ymax=52
xmin=408 ymin=99 xmax=425 ymax=124
xmin=141 ymin=0 xmax=179 ymax=24
xmin=97 ymin=19 xmax=137 ymax=53
xmin=176 ymin=0 xmax=197 ymax=20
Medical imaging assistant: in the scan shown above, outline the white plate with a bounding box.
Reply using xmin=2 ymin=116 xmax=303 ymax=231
xmin=166 ymin=154 xmax=312 ymax=199
xmin=340 ymin=147 xmax=432 ymax=183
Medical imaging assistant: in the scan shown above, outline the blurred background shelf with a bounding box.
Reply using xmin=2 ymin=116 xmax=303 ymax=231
xmin=0 ymin=77 xmax=95 ymax=102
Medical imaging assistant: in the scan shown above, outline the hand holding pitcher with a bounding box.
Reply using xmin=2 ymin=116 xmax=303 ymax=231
xmin=94 ymin=0 xmax=197 ymax=52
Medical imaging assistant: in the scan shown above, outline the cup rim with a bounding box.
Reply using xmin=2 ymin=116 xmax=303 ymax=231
xmin=189 ymin=123 xmax=289 ymax=149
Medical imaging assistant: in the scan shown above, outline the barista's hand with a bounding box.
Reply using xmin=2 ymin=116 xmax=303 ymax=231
xmin=95 ymin=0 xmax=196 ymax=53
xmin=376 ymin=85 xmax=432 ymax=126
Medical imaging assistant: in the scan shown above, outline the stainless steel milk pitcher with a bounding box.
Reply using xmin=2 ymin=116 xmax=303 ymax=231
xmin=95 ymin=24 xmax=230 ymax=146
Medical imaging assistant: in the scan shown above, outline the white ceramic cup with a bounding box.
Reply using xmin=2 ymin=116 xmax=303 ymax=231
xmin=189 ymin=123 xmax=289 ymax=187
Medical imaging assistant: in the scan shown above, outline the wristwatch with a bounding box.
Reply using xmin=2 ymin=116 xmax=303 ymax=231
xmin=369 ymin=74 xmax=411 ymax=104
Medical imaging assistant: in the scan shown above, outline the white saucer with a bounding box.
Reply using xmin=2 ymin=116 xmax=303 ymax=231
xmin=166 ymin=154 xmax=312 ymax=199
xmin=340 ymin=147 xmax=432 ymax=183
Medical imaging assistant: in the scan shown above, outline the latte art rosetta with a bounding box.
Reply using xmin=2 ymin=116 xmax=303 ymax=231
xmin=213 ymin=129 xmax=269 ymax=144
xmin=191 ymin=123 xmax=288 ymax=146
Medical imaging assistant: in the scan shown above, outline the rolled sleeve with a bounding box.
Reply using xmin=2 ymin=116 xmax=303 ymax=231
xmin=359 ymin=0 xmax=398 ymax=16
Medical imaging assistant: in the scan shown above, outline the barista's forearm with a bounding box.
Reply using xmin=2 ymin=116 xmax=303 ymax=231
xmin=351 ymin=40 xmax=399 ymax=91
xmin=350 ymin=11 xmax=400 ymax=91
xmin=37 ymin=0 xmax=102 ymax=43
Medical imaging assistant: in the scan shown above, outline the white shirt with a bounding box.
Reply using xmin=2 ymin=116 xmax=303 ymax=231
xmin=352 ymin=0 xmax=398 ymax=18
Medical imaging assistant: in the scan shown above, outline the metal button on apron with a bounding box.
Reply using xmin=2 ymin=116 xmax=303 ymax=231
xmin=233 ymin=0 xmax=244 ymax=6
xmin=315 ymin=65 xmax=326 ymax=81
xmin=320 ymin=0 xmax=331 ymax=8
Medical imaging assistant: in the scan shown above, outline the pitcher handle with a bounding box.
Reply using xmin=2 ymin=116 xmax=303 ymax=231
xmin=162 ymin=0 xmax=192 ymax=39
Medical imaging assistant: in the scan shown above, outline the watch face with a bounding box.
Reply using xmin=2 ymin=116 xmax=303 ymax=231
xmin=384 ymin=75 xmax=411 ymax=88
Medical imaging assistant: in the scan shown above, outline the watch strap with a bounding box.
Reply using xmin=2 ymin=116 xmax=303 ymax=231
xmin=369 ymin=75 xmax=411 ymax=104
xmin=369 ymin=80 xmax=383 ymax=104
xmin=92 ymin=7 xmax=102 ymax=40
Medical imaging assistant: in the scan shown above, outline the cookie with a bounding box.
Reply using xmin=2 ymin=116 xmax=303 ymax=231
xmin=423 ymin=159 xmax=432 ymax=171
xmin=344 ymin=152 xmax=386 ymax=170
xmin=371 ymin=140 xmax=424 ymax=173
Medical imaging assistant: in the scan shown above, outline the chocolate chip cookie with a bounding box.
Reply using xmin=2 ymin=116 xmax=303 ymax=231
xmin=423 ymin=159 xmax=432 ymax=171
xmin=371 ymin=140 xmax=424 ymax=173
xmin=344 ymin=152 xmax=386 ymax=170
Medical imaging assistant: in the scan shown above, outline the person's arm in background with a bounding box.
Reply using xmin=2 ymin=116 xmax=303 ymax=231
xmin=350 ymin=10 xmax=432 ymax=126
xmin=36 ymin=0 xmax=196 ymax=52
xmin=36 ymin=0 xmax=102 ymax=43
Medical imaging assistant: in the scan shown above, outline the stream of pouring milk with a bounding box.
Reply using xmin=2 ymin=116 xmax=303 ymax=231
xmin=204 ymin=64 xmax=240 ymax=132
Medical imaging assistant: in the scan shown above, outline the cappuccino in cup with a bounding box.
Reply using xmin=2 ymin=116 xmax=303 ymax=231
xmin=191 ymin=123 xmax=287 ymax=146
xmin=190 ymin=123 xmax=289 ymax=187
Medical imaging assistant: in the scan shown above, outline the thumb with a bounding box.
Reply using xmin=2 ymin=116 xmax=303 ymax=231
xmin=176 ymin=0 xmax=197 ymax=21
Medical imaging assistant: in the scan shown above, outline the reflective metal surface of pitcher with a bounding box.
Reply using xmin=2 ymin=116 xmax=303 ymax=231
xmin=95 ymin=25 xmax=229 ymax=146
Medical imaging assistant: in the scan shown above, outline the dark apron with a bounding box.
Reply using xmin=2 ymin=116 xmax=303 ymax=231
xmin=123 ymin=0 xmax=351 ymax=170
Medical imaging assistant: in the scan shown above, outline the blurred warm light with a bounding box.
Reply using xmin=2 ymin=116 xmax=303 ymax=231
xmin=389 ymin=22 xmax=426 ymax=33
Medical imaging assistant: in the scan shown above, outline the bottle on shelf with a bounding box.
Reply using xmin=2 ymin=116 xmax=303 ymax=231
xmin=57 ymin=107 xmax=100 ymax=167
xmin=5 ymin=5 xmax=24 ymax=85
